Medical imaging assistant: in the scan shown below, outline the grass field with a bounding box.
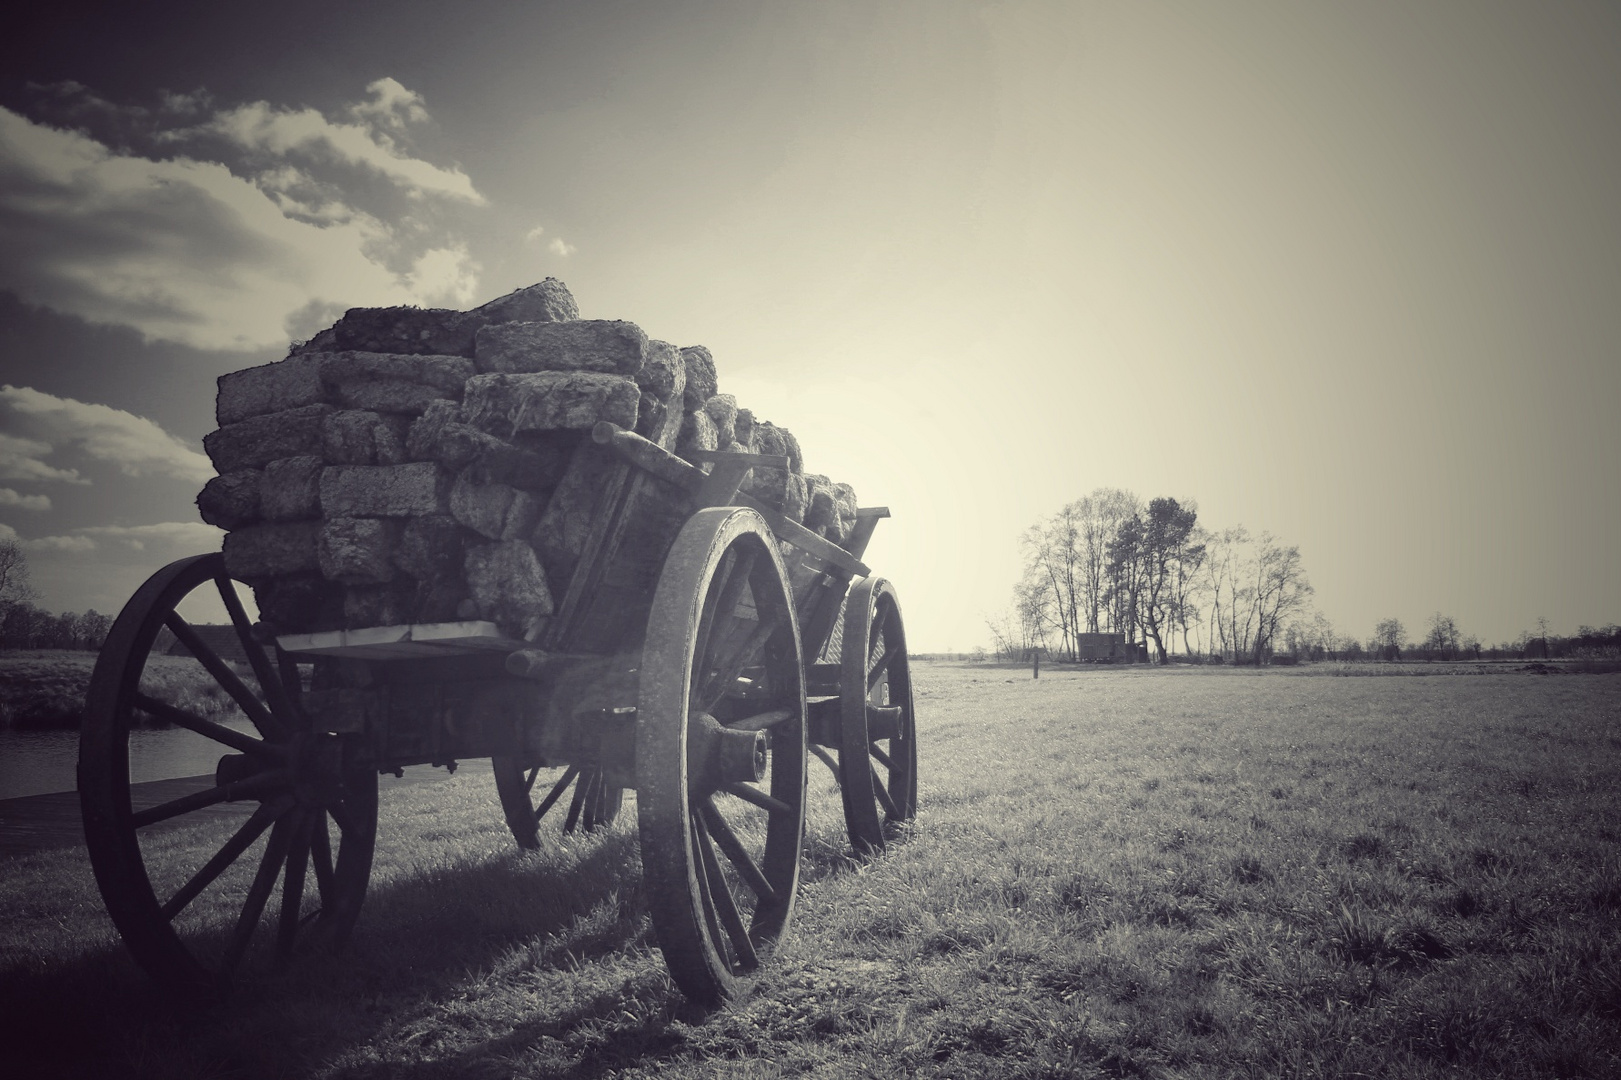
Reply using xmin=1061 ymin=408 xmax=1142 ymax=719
xmin=0 ymin=650 xmax=242 ymax=730
xmin=2 ymin=662 xmax=1617 ymax=1078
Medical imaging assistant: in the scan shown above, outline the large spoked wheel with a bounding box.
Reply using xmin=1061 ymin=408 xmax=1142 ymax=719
xmin=638 ymin=506 xmax=808 ymax=1005
xmin=79 ymin=553 xmax=377 ymax=998
xmin=838 ymin=577 xmax=918 ymax=854
xmin=491 ymin=758 xmax=623 ymax=848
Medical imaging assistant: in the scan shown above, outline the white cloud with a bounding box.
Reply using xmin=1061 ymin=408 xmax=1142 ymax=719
xmin=9 ymin=520 xmax=222 ymax=554
xmin=404 ymin=243 xmax=481 ymax=308
xmin=524 ymin=224 xmax=547 ymax=243
xmin=0 ymin=79 xmax=488 ymax=350
xmin=348 ymin=78 xmax=430 ymax=132
xmin=23 ymin=533 xmax=96 ymax=552
xmin=1 ymin=385 xmax=213 ymax=483
xmin=0 ymin=433 xmax=87 ymax=485
xmin=77 ymin=522 xmax=223 ymax=550
xmin=548 ymin=237 xmax=577 ymax=257
xmin=207 ymin=99 xmax=483 ymax=205
xmin=0 ymin=487 xmax=50 ymax=511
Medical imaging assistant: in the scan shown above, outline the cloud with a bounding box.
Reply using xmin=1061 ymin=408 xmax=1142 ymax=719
xmin=23 ymin=533 xmax=96 ymax=552
xmin=524 ymin=224 xmax=547 ymax=243
xmin=348 ymin=78 xmax=431 ymax=132
xmin=0 ymin=432 xmax=87 ymax=484
xmin=7 ymin=520 xmax=222 ymax=554
xmin=548 ymin=237 xmax=577 ymax=257
xmin=1 ymin=385 xmax=213 ymax=483
xmin=0 ymin=487 xmax=50 ymax=510
xmin=77 ymin=522 xmax=223 ymax=550
xmin=207 ymin=99 xmax=484 ymax=205
xmin=0 ymin=80 xmax=487 ymax=350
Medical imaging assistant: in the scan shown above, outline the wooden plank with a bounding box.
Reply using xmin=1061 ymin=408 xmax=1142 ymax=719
xmin=591 ymin=421 xmax=870 ymax=579
xmin=541 ymin=447 xmax=634 ymax=651
xmin=277 ymin=621 xmax=524 ymax=659
xmin=845 ymin=506 xmax=890 ymax=562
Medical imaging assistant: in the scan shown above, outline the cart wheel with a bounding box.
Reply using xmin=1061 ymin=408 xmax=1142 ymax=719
xmin=638 ymin=506 xmax=807 ymax=1005
xmin=79 ymin=553 xmax=377 ymax=998
xmin=491 ymin=759 xmax=623 ymax=848
xmin=838 ymin=577 xmax=918 ymax=854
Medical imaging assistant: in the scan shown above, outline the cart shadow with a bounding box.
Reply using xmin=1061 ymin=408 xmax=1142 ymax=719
xmin=0 ymin=831 xmax=688 ymax=1079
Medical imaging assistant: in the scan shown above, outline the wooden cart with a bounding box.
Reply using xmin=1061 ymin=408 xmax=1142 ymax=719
xmin=77 ymin=422 xmax=916 ymax=1005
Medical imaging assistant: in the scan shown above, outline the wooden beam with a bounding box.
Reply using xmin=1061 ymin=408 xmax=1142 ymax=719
xmin=590 ymin=422 xmax=871 ymax=578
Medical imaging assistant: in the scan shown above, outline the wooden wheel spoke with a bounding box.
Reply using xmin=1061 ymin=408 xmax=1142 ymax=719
xmin=866 ymin=639 xmax=902 ymax=693
xmin=160 ymin=797 xmax=288 ymax=921
xmin=693 ymin=806 xmax=758 ymax=972
xmin=699 ymin=617 xmax=781 ymax=715
xmin=810 ymin=742 xmax=840 ymax=781
xmin=870 ymin=761 xmax=899 ymax=819
xmin=132 ymin=768 xmax=290 ymax=828
xmin=534 ymin=764 xmax=579 ymax=824
xmin=727 ymin=707 xmax=796 ymax=731
xmin=276 ymin=810 xmax=314 ymax=959
xmin=326 ymin=796 xmax=361 ymax=839
xmin=222 ymin=814 xmax=297 ymax=974
xmin=869 ymin=743 xmax=894 ymax=770
xmin=562 ymin=769 xmax=591 ymax=833
xmin=691 ymin=548 xmax=758 ymax=708
xmin=132 ymin=692 xmax=277 ymax=760
xmin=215 ymin=575 xmax=291 ymax=737
xmin=721 ymin=781 xmax=794 ymax=818
xmin=688 ymin=813 xmax=730 ymax=969
xmin=163 ymin=613 xmax=281 ymax=740
xmin=699 ymin=797 xmax=779 ymax=908
xmin=309 ymin=811 xmax=335 ymax=905
xmin=522 ymin=767 xmax=540 ymax=796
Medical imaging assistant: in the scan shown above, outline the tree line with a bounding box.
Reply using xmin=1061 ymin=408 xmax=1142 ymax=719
xmin=0 ymin=539 xmax=112 ymax=651
xmin=992 ymin=488 xmax=1313 ymax=664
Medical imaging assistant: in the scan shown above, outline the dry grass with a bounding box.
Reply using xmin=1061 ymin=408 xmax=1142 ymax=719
xmin=2 ymin=663 xmax=1618 ymax=1078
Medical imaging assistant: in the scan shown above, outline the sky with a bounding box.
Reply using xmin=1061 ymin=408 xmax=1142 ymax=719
xmin=0 ymin=0 xmax=1617 ymax=652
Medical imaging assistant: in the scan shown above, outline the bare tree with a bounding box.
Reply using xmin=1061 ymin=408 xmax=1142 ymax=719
xmin=1373 ymin=618 xmax=1405 ymax=661
xmin=1424 ymin=613 xmax=1461 ymax=659
xmin=1249 ymin=534 xmax=1312 ymax=664
xmin=1136 ymin=497 xmax=1200 ymax=662
xmin=0 ymin=538 xmax=36 ymax=617
xmin=1073 ymin=488 xmax=1139 ymax=634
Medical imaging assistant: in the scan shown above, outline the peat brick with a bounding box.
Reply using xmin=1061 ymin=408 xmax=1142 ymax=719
xmin=676 ymin=409 xmax=718 ymax=462
xmin=204 ymin=405 xmax=331 ymax=472
xmin=634 ymin=340 xmax=687 ymax=449
xmin=393 ymin=515 xmax=465 ymax=580
xmin=474 ymin=278 xmax=579 ymax=324
xmin=323 ymin=410 xmax=410 ymax=465
xmin=680 ymin=346 xmax=717 ymax=409
xmin=703 ymin=394 xmax=738 ymax=449
xmin=251 ymin=573 xmax=340 ymax=634
xmin=223 ymin=521 xmax=321 ymax=579
xmin=342 ymin=581 xmax=418 ymax=629
xmin=464 ymin=539 xmax=554 ymax=636
xmin=330 ymin=307 xmax=487 ymax=357
xmin=196 ymin=470 xmax=262 ymax=530
xmin=473 ymin=319 xmax=648 ymax=376
xmin=216 ymin=357 xmax=327 ymax=425
xmin=462 ymin=372 xmax=639 ymax=436
xmin=260 ymin=456 xmax=324 ymax=521
xmin=449 ymin=471 xmax=542 ymax=541
xmin=318 ymin=517 xmax=402 ymax=584
xmin=319 ymin=462 xmax=450 ymax=517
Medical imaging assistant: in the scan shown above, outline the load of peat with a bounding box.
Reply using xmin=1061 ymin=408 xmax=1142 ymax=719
xmin=196 ymin=279 xmax=858 ymax=642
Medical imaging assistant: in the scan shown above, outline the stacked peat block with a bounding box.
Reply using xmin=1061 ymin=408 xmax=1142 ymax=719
xmin=198 ymin=279 xmax=859 ymax=641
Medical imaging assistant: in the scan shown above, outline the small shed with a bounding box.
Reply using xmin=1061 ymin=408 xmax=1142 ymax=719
xmin=1075 ymin=632 xmax=1137 ymax=662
